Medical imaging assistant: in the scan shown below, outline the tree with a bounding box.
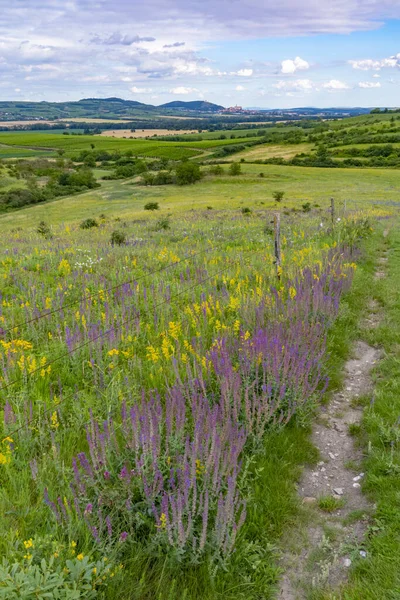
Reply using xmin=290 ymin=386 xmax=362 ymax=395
xmin=228 ymin=162 xmax=241 ymax=176
xmin=175 ymin=161 xmax=202 ymax=185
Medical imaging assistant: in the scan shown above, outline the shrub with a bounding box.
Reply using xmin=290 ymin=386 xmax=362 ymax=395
xmin=0 ymin=555 xmax=115 ymax=599
xmin=208 ymin=165 xmax=224 ymax=175
xmin=302 ymin=202 xmax=312 ymax=213
xmin=110 ymin=230 xmax=127 ymax=246
xmin=272 ymin=190 xmax=285 ymax=202
xmin=144 ymin=202 xmax=159 ymax=211
xmin=175 ymin=161 xmax=202 ymax=185
xmin=241 ymin=207 xmax=252 ymax=215
xmin=154 ymin=217 xmax=171 ymax=231
xmin=79 ymin=218 xmax=98 ymax=229
xmin=259 ymin=172 xmax=265 ymax=178
xmin=228 ymin=162 xmax=241 ymax=176
xmin=37 ymin=221 xmax=53 ymax=239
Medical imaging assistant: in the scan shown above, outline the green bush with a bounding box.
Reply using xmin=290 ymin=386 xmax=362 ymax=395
xmin=241 ymin=207 xmax=252 ymax=215
xmin=144 ymin=202 xmax=159 ymax=211
xmin=154 ymin=217 xmax=171 ymax=231
xmin=302 ymin=202 xmax=312 ymax=212
xmin=228 ymin=162 xmax=241 ymax=176
xmin=37 ymin=221 xmax=53 ymax=239
xmin=0 ymin=555 xmax=115 ymax=599
xmin=175 ymin=161 xmax=202 ymax=185
xmin=273 ymin=190 xmax=285 ymax=202
xmin=79 ymin=218 xmax=98 ymax=229
xmin=110 ymin=230 xmax=127 ymax=246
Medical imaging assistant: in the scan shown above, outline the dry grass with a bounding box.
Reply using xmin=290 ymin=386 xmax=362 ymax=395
xmin=227 ymin=142 xmax=314 ymax=161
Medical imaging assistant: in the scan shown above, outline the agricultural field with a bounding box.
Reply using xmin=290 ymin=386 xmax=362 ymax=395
xmin=97 ymin=129 xmax=198 ymax=138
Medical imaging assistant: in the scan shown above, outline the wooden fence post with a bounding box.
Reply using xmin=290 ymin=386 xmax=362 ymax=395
xmin=331 ymin=197 xmax=335 ymax=227
xmin=274 ymin=212 xmax=281 ymax=279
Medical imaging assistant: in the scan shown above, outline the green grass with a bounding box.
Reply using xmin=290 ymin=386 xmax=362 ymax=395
xmin=331 ymin=225 xmax=400 ymax=600
xmin=0 ymin=131 xmax=260 ymax=158
xmin=317 ymin=496 xmax=346 ymax=513
xmin=0 ymin=163 xmax=398 ymax=230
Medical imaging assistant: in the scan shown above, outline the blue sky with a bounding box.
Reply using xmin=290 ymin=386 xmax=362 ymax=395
xmin=1 ymin=1 xmax=400 ymax=108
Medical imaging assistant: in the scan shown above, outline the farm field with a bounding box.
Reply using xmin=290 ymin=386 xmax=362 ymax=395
xmin=97 ymin=129 xmax=198 ymax=138
xmin=0 ymin=131 xmax=261 ymax=160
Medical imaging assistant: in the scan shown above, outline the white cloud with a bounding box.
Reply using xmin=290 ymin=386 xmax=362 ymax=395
xmin=322 ymin=79 xmax=350 ymax=91
xmin=281 ymin=56 xmax=309 ymax=74
xmin=170 ymin=86 xmax=199 ymax=94
xmin=358 ymin=81 xmax=381 ymax=88
xmin=235 ymin=69 xmax=253 ymax=77
xmin=349 ymin=54 xmax=400 ymax=71
xmin=372 ymin=73 xmax=381 ymax=78
xmin=235 ymin=85 xmax=245 ymax=91
xmin=131 ymin=86 xmax=152 ymax=93
xmin=273 ymin=78 xmax=314 ymax=92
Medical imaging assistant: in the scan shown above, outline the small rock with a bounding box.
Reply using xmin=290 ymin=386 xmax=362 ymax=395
xmin=329 ymin=452 xmax=336 ymax=460
xmin=344 ymin=558 xmax=352 ymax=567
xmin=321 ymin=467 xmax=326 ymax=472
xmin=302 ymin=497 xmax=317 ymax=505
xmin=360 ymin=550 xmax=367 ymax=558
xmin=353 ymin=483 xmax=361 ymax=489
xmin=353 ymin=474 xmax=364 ymax=482
xmin=317 ymin=461 xmax=325 ymax=467
xmin=333 ymin=488 xmax=344 ymax=496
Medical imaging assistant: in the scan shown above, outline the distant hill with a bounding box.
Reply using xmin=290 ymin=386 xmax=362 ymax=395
xmin=0 ymin=97 xmax=225 ymax=121
xmin=159 ymin=101 xmax=224 ymax=112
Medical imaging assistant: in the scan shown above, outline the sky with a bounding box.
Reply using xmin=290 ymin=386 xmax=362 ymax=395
xmin=1 ymin=1 xmax=400 ymax=108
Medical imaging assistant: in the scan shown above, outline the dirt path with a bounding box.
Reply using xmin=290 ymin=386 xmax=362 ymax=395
xmin=278 ymin=245 xmax=387 ymax=599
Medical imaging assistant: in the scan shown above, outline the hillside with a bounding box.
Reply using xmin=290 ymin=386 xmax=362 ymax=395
xmin=0 ymin=97 xmax=225 ymax=121
xmin=159 ymin=100 xmax=224 ymax=112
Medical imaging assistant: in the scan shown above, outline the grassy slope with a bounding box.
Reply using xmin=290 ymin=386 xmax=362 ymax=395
xmin=225 ymin=142 xmax=314 ymax=162
xmin=0 ymin=164 xmax=399 ymax=229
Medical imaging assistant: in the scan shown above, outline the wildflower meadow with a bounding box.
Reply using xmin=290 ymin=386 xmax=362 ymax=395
xmin=0 ymin=207 xmax=379 ymax=598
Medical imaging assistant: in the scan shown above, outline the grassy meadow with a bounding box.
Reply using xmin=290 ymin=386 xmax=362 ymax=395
xmin=0 ymin=116 xmax=400 ymax=599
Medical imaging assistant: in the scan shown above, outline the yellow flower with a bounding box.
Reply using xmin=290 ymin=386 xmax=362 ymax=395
xmin=58 ymin=259 xmax=71 ymax=276
xmin=289 ymin=286 xmax=297 ymax=300
xmin=156 ymin=513 xmax=167 ymax=529
xmin=54 ymin=552 xmax=59 ymax=558
xmin=50 ymin=411 xmax=59 ymax=430
xmin=92 ymin=567 xmax=97 ymax=575
xmin=24 ymin=553 xmax=32 ymax=560
xmin=70 ymin=541 xmax=77 ymax=548
xmin=108 ymin=349 xmax=119 ymax=356
xmin=23 ymin=539 xmax=34 ymax=549
xmin=77 ymin=553 xmax=84 ymax=561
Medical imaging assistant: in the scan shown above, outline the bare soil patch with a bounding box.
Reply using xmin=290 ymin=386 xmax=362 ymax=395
xmin=279 ymin=340 xmax=381 ymax=599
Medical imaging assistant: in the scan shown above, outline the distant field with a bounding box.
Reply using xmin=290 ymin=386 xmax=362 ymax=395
xmin=225 ymin=142 xmax=314 ymax=161
xmin=97 ymin=128 xmax=198 ymax=138
xmin=0 ymin=131 xmax=262 ymax=160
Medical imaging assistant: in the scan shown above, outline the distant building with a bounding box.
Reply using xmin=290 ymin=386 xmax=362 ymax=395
xmin=222 ymin=105 xmax=244 ymax=114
